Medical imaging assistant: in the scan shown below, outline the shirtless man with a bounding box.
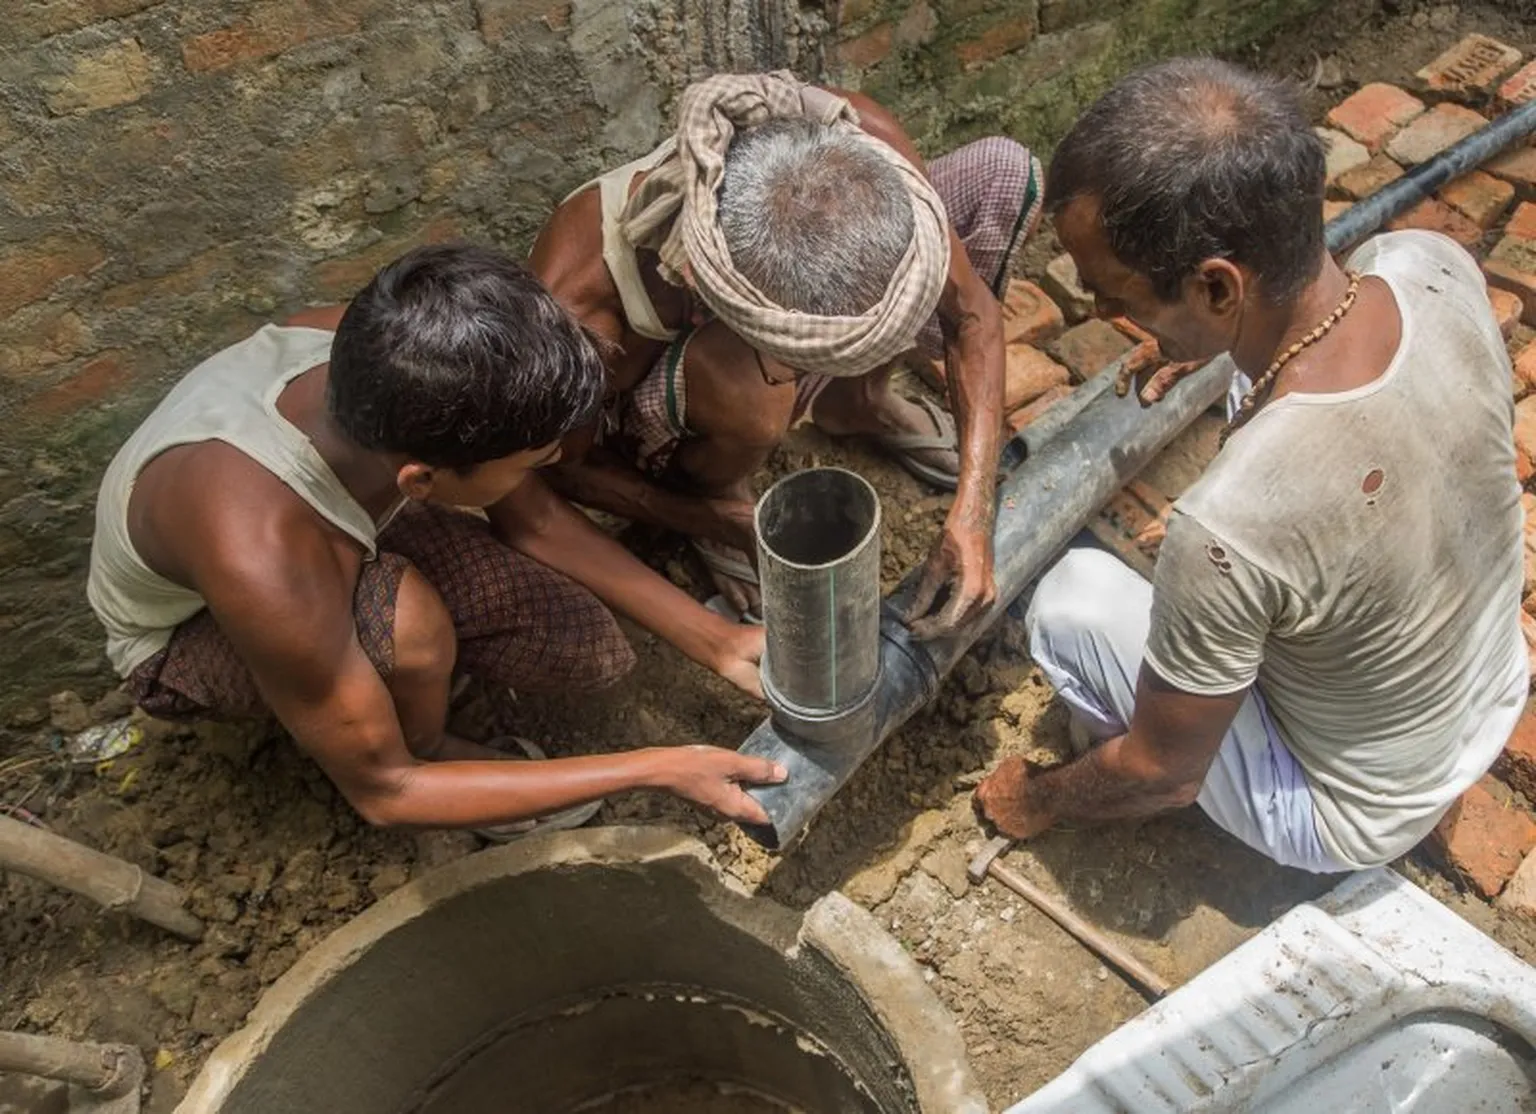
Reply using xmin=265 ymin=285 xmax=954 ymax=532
xmin=532 ymin=71 xmax=1044 ymax=632
xmin=88 ymin=244 xmax=784 ymax=835
xmin=976 ymin=59 xmax=1526 ymax=872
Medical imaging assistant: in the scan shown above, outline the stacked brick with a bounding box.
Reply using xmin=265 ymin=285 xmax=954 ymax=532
xmin=1312 ymin=33 xmax=1536 ymax=912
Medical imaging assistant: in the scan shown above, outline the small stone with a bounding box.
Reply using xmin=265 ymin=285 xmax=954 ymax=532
xmin=1042 ymin=252 xmax=1094 ymax=323
xmin=999 ymin=906 xmax=1016 ymax=922
xmin=1495 ymin=848 xmax=1536 ymax=919
xmin=1316 ymin=127 xmax=1370 ymax=183
xmin=368 ymin=862 xmax=410 ymax=900
xmin=48 ymin=690 xmax=91 ymax=734
xmin=1386 ymin=104 xmax=1489 ymax=167
xmin=919 ymin=844 xmax=972 ymax=899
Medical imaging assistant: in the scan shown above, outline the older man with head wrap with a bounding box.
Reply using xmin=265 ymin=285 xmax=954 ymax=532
xmin=532 ymin=71 xmax=1043 ymax=635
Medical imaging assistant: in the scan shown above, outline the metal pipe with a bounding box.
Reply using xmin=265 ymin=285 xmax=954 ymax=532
xmin=756 ymin=468 xmax=883 ymax=744
xmin=1325 ymin=98 xmax=1536 ymax=256
xmin=736 ymin=100 xmax=1536 ymax=851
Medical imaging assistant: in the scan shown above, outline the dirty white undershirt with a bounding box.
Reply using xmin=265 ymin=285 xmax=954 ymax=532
xmin=1145 ymin=230 xmax=1528 ymax=868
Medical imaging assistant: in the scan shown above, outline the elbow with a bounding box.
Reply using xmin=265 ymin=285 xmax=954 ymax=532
xmin=342 ymin=768 xmax=415 ymax=829
xmin=1164 ymin=776 xmax=1204 ymax=810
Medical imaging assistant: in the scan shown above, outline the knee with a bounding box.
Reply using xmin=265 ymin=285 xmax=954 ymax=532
xmin=1026 ymin=548 xmax=1132 ymax=651
xmin=391 ymin=566 xmax=457 ymax=682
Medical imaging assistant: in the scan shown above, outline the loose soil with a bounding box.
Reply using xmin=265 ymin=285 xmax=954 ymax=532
xmin=5 ymin=4 xmax=1536 ymax=1113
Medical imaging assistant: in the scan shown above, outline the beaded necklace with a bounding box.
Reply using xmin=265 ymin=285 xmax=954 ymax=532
xmin=1220 ymin=270 xmax=1362 ymax=448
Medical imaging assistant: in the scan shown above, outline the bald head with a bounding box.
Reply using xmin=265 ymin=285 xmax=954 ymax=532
xmin=1046 ymin=57 xmax=1326 ymax=304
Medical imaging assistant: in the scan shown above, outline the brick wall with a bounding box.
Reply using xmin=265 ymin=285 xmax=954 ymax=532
xmin=828 ymin=0 xmax=1327 ymax=155
xmin=0 ymin=0 xmax=1318 ymax=725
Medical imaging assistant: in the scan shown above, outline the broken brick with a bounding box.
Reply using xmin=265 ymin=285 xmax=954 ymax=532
xmin=1006 ymin=383 xmax=1071 ymax=433
xmin=1001 ymin=279 xmax=1065 ymax=347
xmin=1508 ymin=201 xmax=1536 ymax=243
xmin=1326 ymin=83 xmax=1426 ymax=152
xmin=1426 ymin=776 xmax=1536 ymax=899
xmin=1386 ymin=104 xmax=1489 ymax=167
xmin=1496 ymin=288 xmax=1528 ymax=342
xmin=1488 ymin=147 xmax=1536 ymax=199
xmin=1439 ymin=171 xmax=1516 ymax=230
xmin=1047 ymin=319 xmax=1135 ymax=384
xmin=1316 ymin=126 xmax=1370 ymax=183
xmin=1486 ymin=236 xmax=1536 ymax=327
xmin=1003 ymin=343 xmax=1070 ymax=412
xmin=1042 ymin=252 xmax=1093 ymax=323
xmin=1524 ymin=611 xmax=1536 ymax=680
xmin=1334 ymin=154 xmax=1404 ymax=201
xmin=1385 ymin=197 xmax=1482 ymax=248
xmin=1416 ymin=33 xmax=1523 ymax=98
xmin=1499 ymin=59 xmax=1536 ymax=110
xmin=1496 ymin=848 xmax=1536 ymax=919
xmin=1495 ymin=708 xmax=1536 ymax=804
xmin=1514 ymin=395 xmax=1536 ymax=472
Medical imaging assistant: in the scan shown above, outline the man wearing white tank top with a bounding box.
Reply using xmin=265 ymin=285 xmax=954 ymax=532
xmin=976 ymin=59 xmax=1526 ymax=872
xmin=88 ymin=245 xmax=786 ymax=837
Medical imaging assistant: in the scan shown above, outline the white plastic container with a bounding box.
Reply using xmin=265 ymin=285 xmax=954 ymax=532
xmin=1008 ymin=869 xmax=1536 ymax=1113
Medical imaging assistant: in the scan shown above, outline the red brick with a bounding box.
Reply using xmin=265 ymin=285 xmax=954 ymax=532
xmin=1499 ymin=59 xmax=1536 ymax=109
xmin=1316 ymin=126 xmax=1369 ymax=183
xmin=1047 ymin=319 xmax=1135 ymax=384
xmin=837 ymin=22 xmax=893 ymax=69
xmin=1486 ymin=237 xmax=1536 ymax=327
xmin=1385 ymin=103 xmax=1488 ymax=167
xmin=0 ymin=236 xmax=106 ymax=319
xmin=1326 ymin=83 xmax=1425 ymax=152
xmin=1323 ymin=198 xmax=1353 ymax=223
xmin=1042 ymin=253 xmax=1093 ymax=323
xmin=1427 ymin=776 xmax=1536 ymax=898
xmin=1385 ymin=197 xmax=1483 ymax=248
xmin=313 ymin=216 xmax=459 ymax=300
xmin=1488 ymin=147 xmax=1536 ymax=199
xmin=1494 ymin=288 xmax=1526 ymax=342
xmin=1508 ymin=201 xmax=1536 ymax=243
xmin=1001 ymin=279 xmax=1064 ymax=347
xmin=183 ymin=1 xmax=371 ymax=73
xmin=956 ymin=17 xmax=1035 ymax=70
xmin=1495 ymin=709 xmax=1536 ymax=803
xmin=1334 ymin=154 xmax=1404 ymax=201
xmin=1524 ymin=610 xmax=1536 ymax=678
xmin=23 ymin=351 xmax=130 ymax=418
xmin=1416 ymin=33 xmax=1523 ymax=98
xmin=1003 ymin=343 xmax=1069 ymax=411
xmin=1439 ymin=171 xmax=1515 ymax=230
xmin=1006 ymin=383 xmax=1071 ymax=433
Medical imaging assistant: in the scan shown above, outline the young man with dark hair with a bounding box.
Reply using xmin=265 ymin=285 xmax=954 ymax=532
xmin=89 ymin=243 xmax=783 ymax=834
xmin=976 ymin=58 xmax=1527 ymax=871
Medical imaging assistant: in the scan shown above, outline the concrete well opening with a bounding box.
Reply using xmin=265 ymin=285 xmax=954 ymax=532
xmin=178 ymin=827 xmax=983 ymax=1114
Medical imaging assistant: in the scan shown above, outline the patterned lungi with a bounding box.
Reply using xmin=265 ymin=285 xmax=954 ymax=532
xmin=126 ymin=503 xmax=637 ymax=721
xmin=610 ymin=135 xmax=1045 ymax=478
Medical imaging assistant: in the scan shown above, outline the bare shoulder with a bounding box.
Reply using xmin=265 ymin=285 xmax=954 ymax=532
xmin=682 ymin=323 xmax=795 ymax=446
xmin=132 ymin=442 xmax=359 ymax=617
xmin=529 ymin=187 xmax=610 ymax=312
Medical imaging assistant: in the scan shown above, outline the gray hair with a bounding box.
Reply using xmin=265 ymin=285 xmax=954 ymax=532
xmin=1046 ymin=57 xmax=1326 ymax=305
xmin=717 ymin=118 xmax=916 ymax=318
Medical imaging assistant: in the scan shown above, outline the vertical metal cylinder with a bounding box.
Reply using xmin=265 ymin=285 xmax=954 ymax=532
xmin=756 ymin=467 xmax=882 ymax=734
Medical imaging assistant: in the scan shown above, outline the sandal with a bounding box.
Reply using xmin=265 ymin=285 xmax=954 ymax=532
xmin=877 ymin=395 xmax=959 ymax=492
xmin=471 ymin=736 xmax=605 ymax=843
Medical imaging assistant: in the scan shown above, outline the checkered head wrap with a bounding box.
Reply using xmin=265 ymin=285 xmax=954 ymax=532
xmin=618 ymin=70 xmax=951 ymax=377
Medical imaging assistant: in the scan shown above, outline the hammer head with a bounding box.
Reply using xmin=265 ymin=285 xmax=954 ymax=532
xmin=967 ymin=835 xmax=1012 ymax=885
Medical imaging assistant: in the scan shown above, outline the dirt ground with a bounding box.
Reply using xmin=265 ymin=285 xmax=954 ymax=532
xmin=5 ymin=4 xmax=1536 ymax=1113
